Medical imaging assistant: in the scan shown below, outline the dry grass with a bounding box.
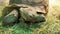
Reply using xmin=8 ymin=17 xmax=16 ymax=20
xmin=0 ymin=0 xmax=60 ymax=34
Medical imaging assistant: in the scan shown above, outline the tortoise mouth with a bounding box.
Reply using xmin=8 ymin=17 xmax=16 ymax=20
xmin=35 ymin=15 xmax=46 ymax=22
xmin=39 ymin=16 xmax=46 ymax=22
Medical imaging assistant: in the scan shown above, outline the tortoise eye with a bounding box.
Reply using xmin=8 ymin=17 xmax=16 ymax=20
xmin=37 ymin=12 xmax=44 ymax=14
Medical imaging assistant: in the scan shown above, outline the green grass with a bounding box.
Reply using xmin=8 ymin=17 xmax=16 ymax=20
xmin=0 ymin=2 xmax=60 ymax=34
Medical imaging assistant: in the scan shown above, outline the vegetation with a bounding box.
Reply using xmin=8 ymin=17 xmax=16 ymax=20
xmin=0 ymin=0 xmax=60 ymax=34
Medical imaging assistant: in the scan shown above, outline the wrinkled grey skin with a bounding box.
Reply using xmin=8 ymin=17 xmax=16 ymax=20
xmin=20 ymin=7 xmax=46 ymax=22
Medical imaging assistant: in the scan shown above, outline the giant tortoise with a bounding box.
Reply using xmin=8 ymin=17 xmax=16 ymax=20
xmin=3 ymin=0 xmax=48 ymax=26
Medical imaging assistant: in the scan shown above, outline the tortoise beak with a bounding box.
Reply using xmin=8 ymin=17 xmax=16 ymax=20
xmin=37 ymin=15 xmax=46 ymax=22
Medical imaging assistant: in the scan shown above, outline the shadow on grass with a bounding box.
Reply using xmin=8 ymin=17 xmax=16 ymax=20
xmin=0 ymin=16 xmax=2 ymax=21
xmin=2 ymin=7 xmax=9 ymax=17
xmin=0 ymin=8 xmax=7 ymax=26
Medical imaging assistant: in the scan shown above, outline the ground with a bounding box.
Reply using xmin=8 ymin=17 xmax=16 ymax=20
xmin=0 ymin=0 xmax=60 ymax=34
